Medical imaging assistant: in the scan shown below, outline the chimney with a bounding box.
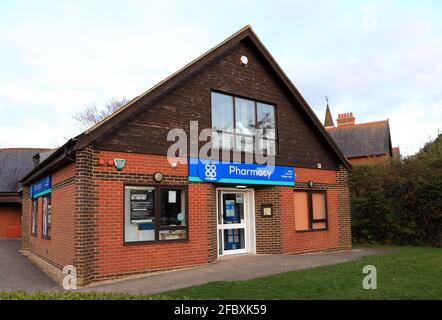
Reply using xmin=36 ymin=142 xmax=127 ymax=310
xmin=33 ymin=153 xmax=40 ymax=167
xmin=337 ymin=112 xmax=355 ymax=127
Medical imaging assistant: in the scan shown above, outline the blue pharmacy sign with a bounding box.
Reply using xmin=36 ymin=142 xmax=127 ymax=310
xmin=188 ymin=158 xmax=295 ymax=186
xmin=30 ymin=175 xmax=52 ymax=198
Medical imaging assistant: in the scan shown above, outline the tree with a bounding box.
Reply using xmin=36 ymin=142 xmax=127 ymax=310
xmin=73 ymin=97 xmax=130 ymax=129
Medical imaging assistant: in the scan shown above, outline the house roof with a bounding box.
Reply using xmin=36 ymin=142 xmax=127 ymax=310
xmin=326 ymin=120 xmax=392 ymax=158
xmin=0 ymin=148 xmax=52 ymax=193
xmin=21 ymin=25 xmax=352 ymax=184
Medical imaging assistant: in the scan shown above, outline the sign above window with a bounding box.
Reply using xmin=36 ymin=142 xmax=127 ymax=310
xmin=30 ymin=175 xmax=51 ymax=198
xmin=188 ymin=158 xmax=295 ymax=186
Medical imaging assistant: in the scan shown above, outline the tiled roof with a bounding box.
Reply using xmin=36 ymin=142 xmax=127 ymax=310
xmin=326 ymin=120 xmax=392 ymax=158
xmin=0 ymin=148 xmax=52 ymax=192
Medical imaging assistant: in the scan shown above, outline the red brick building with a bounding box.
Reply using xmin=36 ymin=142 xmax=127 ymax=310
xmin=0 ymin=148 xmax=51 ymax=239
xmin=21 ymin=26 xmax=352 ymax=286
xmin=324 ymin=103 xmax=400 ymax=165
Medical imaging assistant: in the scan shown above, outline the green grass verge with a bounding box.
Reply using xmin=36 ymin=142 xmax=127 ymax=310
xmin=163 ymin=245 xmax=442 ymax=300
xmin=1 ymin=245 xmax=441 ymax=300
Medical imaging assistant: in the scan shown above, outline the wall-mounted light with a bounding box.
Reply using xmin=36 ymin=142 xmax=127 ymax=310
xmin=308 ymin=180 xmax=315 ymax=188
xmin=153 ymin=172 xmax=164 ymax=183
xmin=171 ymin=162 xmax=178 ymax=168
xmin=236 ymin=185 xmax=247 ymax=189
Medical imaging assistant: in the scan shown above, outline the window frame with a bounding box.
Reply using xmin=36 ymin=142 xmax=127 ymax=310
xmin=123 ymin=184 xmax=189 ymax=245
xmin=210 ymin=90 xmax=278 ymax=155
xmin=294 ymin=190 xmax=328 ymax=232
xmin=41 ymin=194 xmax=51 ymax=240
xmin=31 ymin=198 xmax=38 ymax=236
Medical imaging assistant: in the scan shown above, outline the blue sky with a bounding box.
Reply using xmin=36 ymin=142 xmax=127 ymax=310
xmin=0 ymin=0 xmax=441 ymax=155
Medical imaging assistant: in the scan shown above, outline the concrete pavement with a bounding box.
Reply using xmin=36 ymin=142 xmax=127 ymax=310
xmin=0 ymin=239 xmax=60 ymax=292
xmin=84 ymin=247 xmax=390 ymax=295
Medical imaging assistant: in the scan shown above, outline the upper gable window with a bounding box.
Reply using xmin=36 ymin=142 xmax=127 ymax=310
xmin=211 ymin=92 xmax=276 ymax=154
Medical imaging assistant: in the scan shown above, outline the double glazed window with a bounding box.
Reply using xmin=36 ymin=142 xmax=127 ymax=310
xmin=124 ymin=186 xmax=187 ymax=243
xmin=294 ymin=191 xmax=328 ymax=231
xmin=211 ymin=92 xmax=276 ymax=154
xmin=42 ymin=195 xmax=51 ymax=238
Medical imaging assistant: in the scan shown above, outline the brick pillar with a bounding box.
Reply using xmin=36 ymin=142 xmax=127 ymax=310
xmin=21 ymin=186 xmax=31 ymax=250
xmin=206 ymin=184 xmax=218 ymax=263
xmin=337 ymin=165 xmax=352 ymax=250
xmin=74 ymin=146 xmax=97 ymax=286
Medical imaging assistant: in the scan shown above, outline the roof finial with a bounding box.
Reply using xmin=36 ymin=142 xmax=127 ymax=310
xmin=324 ymin=96 xmax=334 ymax=128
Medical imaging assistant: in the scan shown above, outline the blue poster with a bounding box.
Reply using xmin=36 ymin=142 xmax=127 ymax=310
xmin=188 ymin=158 xmax=295 ymax=186
xmin=30 ymin=175 xmax=52 ymax=198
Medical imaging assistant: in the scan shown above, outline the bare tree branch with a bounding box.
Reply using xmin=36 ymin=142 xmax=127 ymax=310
xmin=73 ymin=97 xmax=130 ymax=129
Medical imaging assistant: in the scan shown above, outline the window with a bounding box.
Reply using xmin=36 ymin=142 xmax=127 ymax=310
xmin=42 ymin=194 xmax=51 ymax=239
xmin=211 ymin=92 xmax=276 ymax=154
xmin=124 ymin=186 xmax=187 ymax=243
xmin=294 ymin=191 xmax=328 ymax=231
xmin=31 ymin=198 xmax=38 ymax=236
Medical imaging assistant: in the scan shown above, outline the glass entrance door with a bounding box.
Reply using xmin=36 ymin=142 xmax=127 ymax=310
xmin=217 ymin=191 xmax=251 ymax=256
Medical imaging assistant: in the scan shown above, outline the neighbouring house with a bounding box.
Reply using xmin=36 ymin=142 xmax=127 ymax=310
xmin=323 ymin=103 xmax=400 ymax=165
xmin=20 ymin=25 xmax=352 ymax=286
xmin=0 ymin=148 xmax=52 ymax=239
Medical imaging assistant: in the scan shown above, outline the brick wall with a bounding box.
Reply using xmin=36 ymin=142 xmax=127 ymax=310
xmin=25 ymin=163 xmax=76 ymax=269
xmin=349 ymin=155 xmax=391 ymax=166
xmin=254 ymin=187 xmax=283 ymax=254
xmin=74 ymin=146 xmax=97 ymax=285
xmin=337 ymin=165 xmax=352 ymax=249
xmin=21 ymin=187 xmax=31 ymax=249
xmin=22 ymin=148 xmax=351 ymax=284
xmin=89 ymin=150 xmax=215 ymax=281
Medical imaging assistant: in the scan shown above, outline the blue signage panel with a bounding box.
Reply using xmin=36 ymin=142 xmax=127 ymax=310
xmin=30 ymin=175 xmax=52 ymax=198
xmin=188 ymin=158 xmax=295 ymax=186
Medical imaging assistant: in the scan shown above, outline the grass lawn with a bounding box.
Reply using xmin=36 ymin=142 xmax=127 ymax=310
xmin=1 ymin=245 xmax=441 ymax=300
xmin=163 ymin=245 xmax=442 ymax=300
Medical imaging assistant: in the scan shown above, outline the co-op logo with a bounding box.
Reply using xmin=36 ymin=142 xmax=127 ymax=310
xmin=205 ymin=163 xmax=218 ymax=181
xmin=198 ymin=161 xmax=221 ymax=182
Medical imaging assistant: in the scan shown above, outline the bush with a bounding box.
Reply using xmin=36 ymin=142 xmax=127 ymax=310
xmin=0 ymin=290 xmax=185 ymax=300
xmin=350 ymin=134 xmax=442 ymax=246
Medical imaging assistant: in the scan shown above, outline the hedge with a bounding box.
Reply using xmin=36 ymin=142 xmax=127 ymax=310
xmin=350 ymin=134 xmax=442 ymax=246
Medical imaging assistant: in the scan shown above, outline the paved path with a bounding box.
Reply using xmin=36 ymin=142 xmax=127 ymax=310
xmin=84 ymin=248 xmax=391 ymax=295
xmin=0 ymin=240 xmax=60 ymax=292
xmin=0 ymin=240 xmax=391 ymax=294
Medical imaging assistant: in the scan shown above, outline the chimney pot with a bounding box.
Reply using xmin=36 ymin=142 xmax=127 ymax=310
xmin=337 ymin=112 xmax=356 ymax=127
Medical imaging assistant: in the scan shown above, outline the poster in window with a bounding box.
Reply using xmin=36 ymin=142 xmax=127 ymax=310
xmin=168 ymin=190 xmax=177 ymax=203
xmin=225 ymin=200 xmax=235 ymax=217
xmin=130 ymin=189 xmax=154 ymax=223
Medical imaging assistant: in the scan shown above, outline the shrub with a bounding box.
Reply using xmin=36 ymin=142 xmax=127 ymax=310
xmin=350 ymin=134 xmax=442 ymax=246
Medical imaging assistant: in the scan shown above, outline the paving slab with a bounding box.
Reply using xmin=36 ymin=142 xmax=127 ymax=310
xmin=0 ymin=240 xmax=61 ymax=293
